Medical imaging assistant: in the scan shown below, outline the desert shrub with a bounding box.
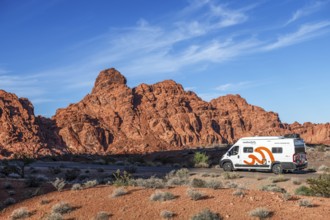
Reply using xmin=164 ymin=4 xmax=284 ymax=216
xmin=295 ymin=185 xmax=314 ymax=196
xmin=160 ymin=210 xmax=175 ymax=219
xmin=134 ymin=176 xmax=166 ymax=189
xmin=51 ymin=202 xmax=73 ymax=214
xmin=261 ymin=184 xmax=286 ymax=193
xmin=176 ymin=168 xmax=190 ymax=179
xmin=111 ymin=187 xmax=128 ymax=198
xmin=193 ymin=152 xmax=209 ymax=167
xmin=83 ymin=180 xmax=98 ymax=189
xmin=47 ymin=212 xmax=63 ymax=220
xmin=318 ymin=165 xmax=330 ymax=173
xmin=191 ymin=209 xmax=221 ymax=220
xmin=10 ymin=207 xmax=30 ymax=220
xmin=187 ymin=188 xmax=205 ymax=201
xmin=222 ymin=172 xmax=240 ymax=179
xmin=190 ymin=178 xmax=207 ymax=188
xmin=201 ymin=173 xmax=210 ymax=177
xmin=50 ymin=178 xmax=66 ymax=192
xmin=249 ymin=207 xmax=271 ymax=219
xmin=71 ymin=183 xmax=82 ymax=191
xmin=150 ymin=190 xmax=175 ymax=201
xmin=307 ymin=174 xmax=330 ymax=197
xmin=226 ymin=182 xmax=238 ymax=189
xmin=316 ymin=145 xmax=326 ymax=152
xmin=165 ymin=169 xmax=190 ymax=186
xmin=292 ymin=178 xmax=302 ymax=185
xmin=299 ymin=199 xmax=313 ymax=207
xmin=270 ymin=175 xmax=290 ymax=183
xmin=4 ymin=197 xmax=16 ymax=206
xmin=233 ymin=189 xmax=245 ymax=196
xmin=282 ymin=192 xmax=293 ymax=201
xmin=112 ymin=169 xmax=132 ymax=186
xmin=64 ymin=168 xmax=80 ymax=181
xmin=210 ymin=173 xmax=220 ymax=178
xmin=94 ymin=211 xmax=110 ymax=220
xmin=206 ymin=180 xmax=222 ymax=189
xmin=195 ymin=162 xmax=209 ymax=168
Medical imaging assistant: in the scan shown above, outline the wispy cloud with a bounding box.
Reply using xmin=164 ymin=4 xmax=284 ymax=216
xmin=264 ymin=21 xmax=330 ymax=50
xmin=215 ymin=81 xmax=268 ymax=92
xmin=3 ymin=0 xmax=330 ymax=117
xmin=286 ymin=1 xmax=328 ymax=25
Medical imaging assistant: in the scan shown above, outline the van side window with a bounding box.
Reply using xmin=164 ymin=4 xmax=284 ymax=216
xmin=272 ymin=147 xmax=283 ymax=153
xmin=229 ymin=146 xmax=239 ymax=155
xmin=243 ymin=147 xmax=253 ymax=153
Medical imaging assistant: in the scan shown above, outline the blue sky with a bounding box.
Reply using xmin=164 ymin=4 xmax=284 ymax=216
xmin=1 ymin=0 xmax=330 ymax=123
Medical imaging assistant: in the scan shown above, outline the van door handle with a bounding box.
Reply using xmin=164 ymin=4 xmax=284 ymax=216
xmin=237 ymin=155 xmax=240 ymax=159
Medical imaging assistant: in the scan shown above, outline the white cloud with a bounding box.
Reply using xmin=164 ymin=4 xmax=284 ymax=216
xmin=286 ymin=1 xmax=327 ymax=25
xmin=263 ymin=21 xmax=330 ymax=51
xmin=215 ymin=81 xmax=253 ymax=91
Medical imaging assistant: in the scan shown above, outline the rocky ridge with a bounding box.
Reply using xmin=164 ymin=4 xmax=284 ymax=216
xmin=0 ymin=68 xmax=329 ymax=157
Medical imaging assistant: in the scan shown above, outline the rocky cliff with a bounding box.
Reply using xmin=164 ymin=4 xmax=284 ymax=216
xmin=0 ymin=68 xmax=329 ymax=157
xmin=0 ymin=90 xmax=66 ymax=158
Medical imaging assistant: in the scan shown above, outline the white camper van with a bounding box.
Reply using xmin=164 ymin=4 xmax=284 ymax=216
xmin=219 ymin=134 xmax=308 ymax=174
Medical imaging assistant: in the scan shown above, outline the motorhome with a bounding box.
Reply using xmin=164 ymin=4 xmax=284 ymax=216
xmin=219 ymin=134 xmax=308 ymax=174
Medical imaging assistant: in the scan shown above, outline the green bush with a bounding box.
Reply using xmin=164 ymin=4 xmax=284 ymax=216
xmin=295 ymin=185 xmax=314 ymax=196
xmin=307 ymin=174 xmax=330 ymax=197
xmin=112 ymin=169 xmax=132 ymax=186
xmin=193 ymin=152 xmax=209 ymax=167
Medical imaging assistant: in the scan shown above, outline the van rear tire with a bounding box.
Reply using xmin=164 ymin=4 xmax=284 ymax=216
xmin=272 ymin=164 xmax=282 ymax=174
xmin=223 ymin=162 xmax=233 ymax=172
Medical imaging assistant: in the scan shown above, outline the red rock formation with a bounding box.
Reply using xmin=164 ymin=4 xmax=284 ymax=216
xmin=52 ymin=68 xmax=330 ymax=155
xmin=290 ymin=122 xmax=330 ymax=145
xmin=0 ymin=68 xmax=329 ymax=158
xmin=0 ymin=90 xmax=66 ymax=158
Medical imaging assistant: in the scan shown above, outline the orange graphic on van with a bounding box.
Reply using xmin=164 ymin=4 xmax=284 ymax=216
xmin=244 ymin=146 xmax=275 ymax=165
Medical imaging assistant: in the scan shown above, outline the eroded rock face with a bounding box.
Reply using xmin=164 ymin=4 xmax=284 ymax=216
xmin=1 ymin=68 xmax=329 ymax=158
xmin=0 ymin=90 xmax=66 ymax=158
xmin=52 ymin=68 xmax=330 ymax=155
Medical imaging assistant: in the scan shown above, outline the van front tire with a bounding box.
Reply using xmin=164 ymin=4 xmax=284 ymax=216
xmin=223 ymin=162 xmax=233 ymax=172
xmin=272 ymin=164 xmax=282 ymax=174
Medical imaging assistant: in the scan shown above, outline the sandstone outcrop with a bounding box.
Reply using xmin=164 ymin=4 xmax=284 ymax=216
xmin=0 ymin=68 xmax=329 ymax=157
xmin=0 ymin=90 xmax=66 ymax=158
xmin=52 ymin=68 xmax=330 ymax=155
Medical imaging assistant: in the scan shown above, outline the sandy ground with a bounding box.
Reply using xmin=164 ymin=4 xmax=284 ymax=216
xmin=1 ymin=185 xmax=329 ymax=220
xmin=0 ymin=147 xmax=329 ymax=219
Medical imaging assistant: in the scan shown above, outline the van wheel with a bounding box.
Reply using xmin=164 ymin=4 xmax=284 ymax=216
xmin=223 ymin=162 xmax=233 ymax=172
xmin=272 ymin=164 xmax=282 ymax=174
